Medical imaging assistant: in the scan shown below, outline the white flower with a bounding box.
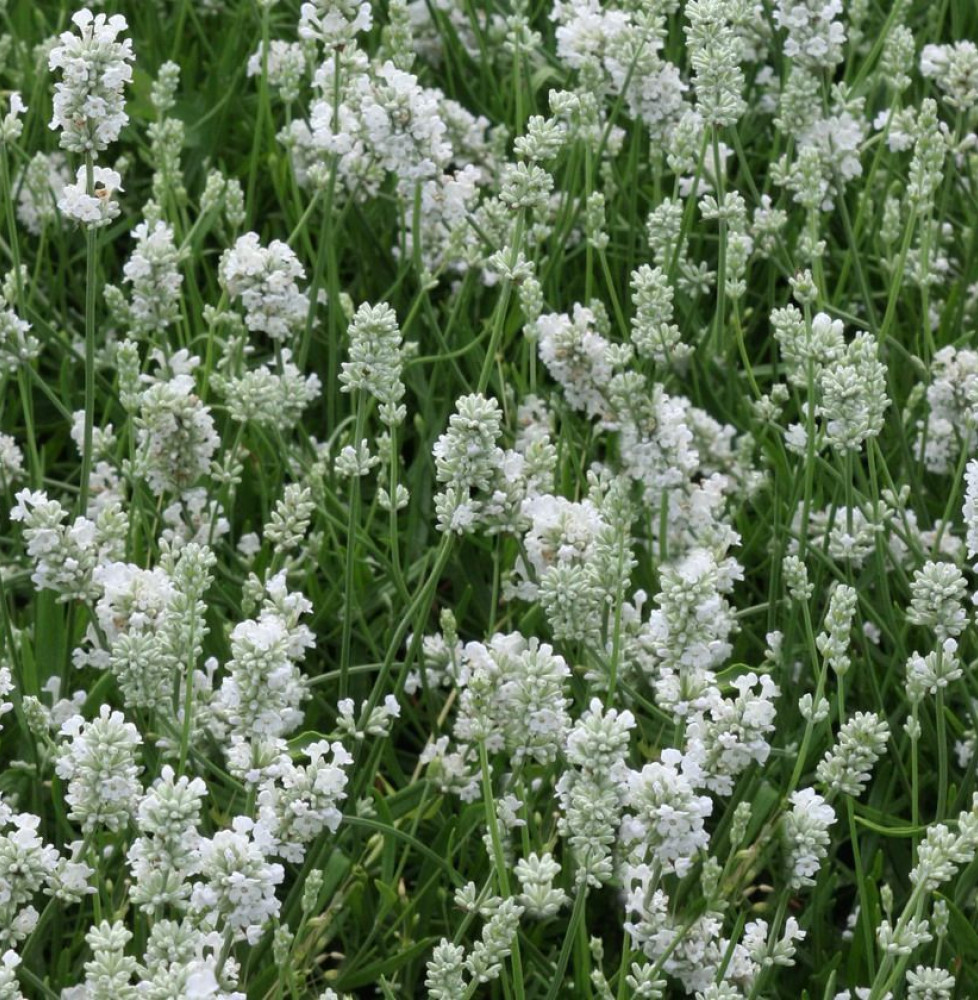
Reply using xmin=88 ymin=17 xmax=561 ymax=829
xmin=190 ymin=816 xmax=285 ymax=944
xmin=0 ymin=949 xmax=23 ymax=995
xmin=356 ymin=61 xmax=451 ymax=182
xmin=907 ymin=560 xmax=968 ymax=640
xmin=0 ymin=668 xmax=12 ymax=735
xmin=0 ymin=434 xmax=25 ymax=484
xmin=432 ymin=394 xmax=505 ymax=533
xmin=774 ymin=0 xmax=846 ymax=69
xmin=48 ymin=8 xmax=134 ymax=153
xmin=515 ymin=852 xmax=568 ymax=919
xmin=453 ymin=633 xmax=571 ymax=765
xmin=639 ymin=547 xmax=740 ymax=718
xmin=127 ymin=766 xmax=207 ymax=911
xmin=920 ymin=41 xmax=978 ymax=111
xmin=557 ymin=699 xmax=635 ymax=885
xmin=54 ymin=705 xmax=143 ymax=834
xmin=816 ymin=712 xmax=890 ymax=798
xmin=219 ymin=233 xmax=309 ymax=341
xmin=120 ymin=220 xmax=184 ymax=336
xmin=684 ymin=673 xmax=780 ymax=795
xmin=215 ymin=572 xmax=314 ymax=740
xmin=784 ymin=787 xmax=836 ymax=888
xmin=299 ymin=0 xmax=372 ymax=48
xmin=16 ymin=151 xmax=73 ymax=235
xmin=0 ymin=809 xmax=60 ymax=947
xmin=534 ymin=303 xmax=616 ymax=422
xmin=622 ymin=748 xmax=713 ymax=877
xmin=253 ymin=740 xmax=352 ymax=862
xmin=918 ymin=346 xmax=978 ymax=474
xmin=216 ymin=348 xmax=321 ymax=432
xmin=246 ymin=40 xmax=306 ymax=102
xmin=340 ymin=301 xmax=405 ymax=425
xmin=1 ymin=91 xmax=27 ymax=142
xmin=134 ymin=354 xmax=220 ymax=493
xmin=819 ymin=332 xmax=888 ymax=453
xmin=10 ymin=488 xmax=127 ymax=600
xmin=58 ymin=165 xmax=123 ymax=227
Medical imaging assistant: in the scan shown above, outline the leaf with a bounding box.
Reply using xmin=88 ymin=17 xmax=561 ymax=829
xmin=853 ymin=814 xmax=926 ymax=837
xmin=335 ymin=936 xmax=439 ymax=990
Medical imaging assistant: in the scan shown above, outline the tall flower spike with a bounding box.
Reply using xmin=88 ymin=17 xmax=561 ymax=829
xmin=432 ymin=393 xmax=504 ymax=533
xmin=48 ymin=8 xmax=134 ymax=154
xmin=964 ymin=459 xmax=978 ymax=569
xmin=816 ymin=712 xmax=890 ymax=798
xmin=907 ymin=561 xmax=968 ymax=641
xmin=55 ymin=705 xmax=143 ymax=834
xmin=190 ymin=816 xmax=285 ymax=945
xmin=340 ymin=301 xmax=406 ymax=426
xmin=784 ymin=787 xmax=835 ymax=888
xmin=219 ymin=233 xmax=309 ymax=342
xmin=0 ymin=92 xmax=27 ymax=143
xmin=120 ymin=220 xmax=184 ymax=337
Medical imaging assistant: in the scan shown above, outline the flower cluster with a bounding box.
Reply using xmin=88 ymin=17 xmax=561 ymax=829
xmin=4 ymin=0 xmax=978 ymax=996
xmin=48 ymin=9 xmax=134 ymax=153
xmin=219 ymin=233 xmax=310 ymax=341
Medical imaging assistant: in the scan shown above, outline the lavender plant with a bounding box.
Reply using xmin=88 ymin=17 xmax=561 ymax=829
xmin=2 ymin=1 xmax=978 ymax=997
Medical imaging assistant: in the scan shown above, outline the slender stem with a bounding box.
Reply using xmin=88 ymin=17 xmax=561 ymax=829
xmin=710 ymin=125 xmax=727 ymax=356
xmin=0 ymin=142 xmax=40 ymax=487
xmin=80 ymin=154 xmax=98 ymax=516
xmin=839 ymin=674 xmax=877 ymax=978
xmin=386 ymin=422 xmax=405 ymax=595
xmin=798 ymin=315 xmax=817 ymax=562
xmin=584 ymin=143 xmax=593 ymax=302
xmin=322 ymin=45 xmax=343 ymax=428
xmin=246 ymin=0 xmax=272 ymax=225
xmin=478 ymin=741 xmax=526 ymax=1000
xmin=477 ymin=211 xmax=525 ymax=394
xmin=545 ymin=884 xmax=588 ymax=1000
xmin=785 ymin=601 xmax=828 ymax=797
xmin=910 ymin=701 xmax=920 ymax=860
xmin=339 ymin=398 xmax=369 ymax=699
xmin=177 ymin=595 xmax=198 ymax=776
xmin=746 ymin=891 xmax=789 ymax=1000
xmin=936 ymin=685 xmax=948 ymax=821
xmin=606 ymin=520 xmax=627 ymax=707
xmin=866 ymin=890 xmax=925 ymax=1000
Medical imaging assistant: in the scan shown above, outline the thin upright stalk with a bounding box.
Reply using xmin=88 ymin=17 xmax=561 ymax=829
xmin=339 ymin=399 xmax=369 ymax=699
xmin=0 ymin=141 xmax=40 ymax=487
xmin=80 ymin=154 xmax=98 ymax=516
xmin=478 ymin=741 xmax=526 ymax=1000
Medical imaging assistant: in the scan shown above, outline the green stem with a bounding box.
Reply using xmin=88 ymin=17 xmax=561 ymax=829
xmin=386 ymin=422 xmax=405 ymax=595
xmin=710 ymin=125 xmax=727 ymax=356
xmin=477 ymin=211 xmax=525 ymax=395
xmin=0 ymin=142 xmax=40 ymax=487
xmin=352 ymin=536 xmax=454 ymax=789
xmin=80 ymin=154 xmax=98 ymax=516
xmin=839 ymin=673 xmax=876 ymax=978
xmin=478 ymin=741 xmax=526 ymax=1000
xmin=339 ymin=399 xmax=369 ymax=699
xmin=866 ymin=891 xmax=925 ymax=1000
xmin=785 ymin=601 xmax=828 ymax=797
xmin=545 ymin=884 xmax=588 ymax=1000
xmin=177 ymin=596 xmax=197 ymax=776
xmin=910 ymin=701 xmax=920 ymax=861
xmin=936 ymin=685 xmax=948 ymax=821
xmin=246 ymin=1 xmax=272 ymax=225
